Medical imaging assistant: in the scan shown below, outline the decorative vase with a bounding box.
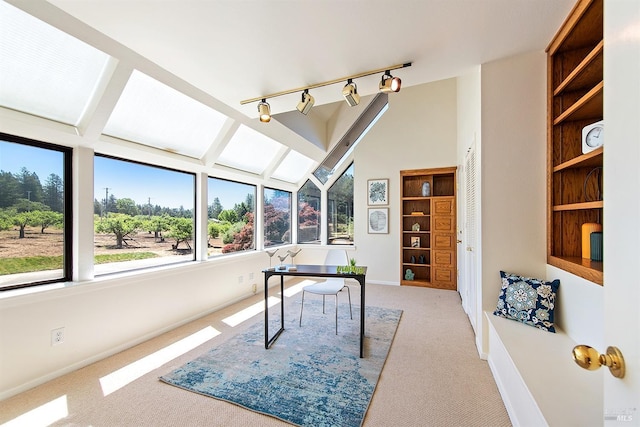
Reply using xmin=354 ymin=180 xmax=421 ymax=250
xmin=421 ymin=181 xmax=430 ymax=197
xmin=590 ymin=232 xmax=603 ymax=262
xmin=404 ymin=269 xmax=415 ymax=281
xmin=410 ymin=255 xmax=416 ymax=264
xmin=581 ymin=223 xmax=602 ymax=258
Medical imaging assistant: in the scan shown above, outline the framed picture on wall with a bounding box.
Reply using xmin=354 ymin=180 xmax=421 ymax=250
xmin=367 ymin=179 xmax=389 ymax=205
xmin=411 ymin=236 xmax=420 ymax=247
xmin=368 ymin=208 xmax=389 ymax=234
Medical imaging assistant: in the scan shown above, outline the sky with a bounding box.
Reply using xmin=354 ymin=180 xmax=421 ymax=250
xmin=94 ymin=156 xmax=194 ymax=209
xmin=0 ymin=140 xmax=63 ymax=184
xmin=1 ymin=140 xmax=254 ymax=210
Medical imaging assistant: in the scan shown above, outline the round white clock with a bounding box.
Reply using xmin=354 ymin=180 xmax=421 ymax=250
xmin=582 ymin=120 xmax=604 ymax=154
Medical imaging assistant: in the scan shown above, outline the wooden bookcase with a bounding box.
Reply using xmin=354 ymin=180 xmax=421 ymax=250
xmin=400 ymin=167 xmax=457 ymax=289
xmin=546 ymin=0 xmax=603 ymax=285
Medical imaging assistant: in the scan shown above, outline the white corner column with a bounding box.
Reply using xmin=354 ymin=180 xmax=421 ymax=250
xmin=73 ymin=146 xmax=95 ymax=281
xmin=196 ymin=172 xmax=209 ymax=261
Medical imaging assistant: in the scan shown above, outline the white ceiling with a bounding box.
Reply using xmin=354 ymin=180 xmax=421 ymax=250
xmin=4 ymin=0 xmax=575 ymax=182
xmin=39 ymin=0 xmax=574 ymax=116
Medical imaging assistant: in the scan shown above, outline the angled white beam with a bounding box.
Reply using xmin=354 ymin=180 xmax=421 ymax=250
xmin=201 ymin=118 xmax=239 ymax=167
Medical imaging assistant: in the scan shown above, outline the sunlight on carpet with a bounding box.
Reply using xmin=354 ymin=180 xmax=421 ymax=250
xmin=160 ymin=301 xmax=402 ymax=427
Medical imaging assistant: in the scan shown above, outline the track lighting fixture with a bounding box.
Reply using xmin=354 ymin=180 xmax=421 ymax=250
xmin=379 ymin=71 xmax=402 ymax=93
xmin=240 ymin=62 xmax=412 ymax=122
xmin=296 ymin=89 xmax=315 ymax=115
xmin=342 ymin=79 xmax=360 ymax=107
xmin=258 ymin=99 xmax=271 ymax=123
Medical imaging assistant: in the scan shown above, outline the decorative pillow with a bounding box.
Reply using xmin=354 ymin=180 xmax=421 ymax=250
xmin=493 ymin=271 xmax=560 ymax=332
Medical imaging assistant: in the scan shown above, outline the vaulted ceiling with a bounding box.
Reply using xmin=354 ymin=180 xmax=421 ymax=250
xmin=2 ymin=0 xmax=575 ymax=186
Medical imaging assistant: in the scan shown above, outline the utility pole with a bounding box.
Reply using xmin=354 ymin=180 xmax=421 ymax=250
xmin=26 ymin=190 xmax=31 ymax=201
xmin=148 ymin=197 xmax=152 ymax=219
xmin=103 ymin=187 xmax=111 ymax=217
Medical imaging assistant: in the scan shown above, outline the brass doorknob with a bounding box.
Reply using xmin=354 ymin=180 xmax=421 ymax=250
xmin=572 ymin=345 xmax=625 ymax=378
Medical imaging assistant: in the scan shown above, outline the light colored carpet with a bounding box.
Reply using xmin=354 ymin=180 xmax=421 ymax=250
xmin=0 ymin=282 xmax=511 ymax=427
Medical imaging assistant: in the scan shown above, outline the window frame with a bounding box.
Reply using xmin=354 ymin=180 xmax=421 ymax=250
xmin=0 ymin=132 xmax=73 ymax=291
xmin=93 ymin=153 xmax=197 ymax=275
xmin=263 ymin=186 xmax=292 ymax=248
xmin=207 ymin=176 xmax=257 ymax=257
xmin=297 ymin=179 xmax=321 ymax=244
xmin=326 ymin=162 xmax=355 ymax=246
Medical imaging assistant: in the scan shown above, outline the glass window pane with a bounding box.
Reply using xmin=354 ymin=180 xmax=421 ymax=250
xmin=327 ymin=163 xmax=354 ymax=245
xmin=0 ymin=1 xmax=112 ymax=126
xmin=0 ymin=136 xmax=70 ymax=290
xmin=207 ymin=177 xmax=256 ymax=257
xmin=103 ymin=71 xmax=228 ymax=159
xmin=217 ymin=125 xmax=283 ymax=174
xmin=271 ymin=150 xmax=314 ymax=184
xmin=297 ymin=179 xmax=321 ymax=244
xmin=263 ymin=188 xmax=291 ymax=248
xmin=94 ymin=155 xmax=195 ymax=274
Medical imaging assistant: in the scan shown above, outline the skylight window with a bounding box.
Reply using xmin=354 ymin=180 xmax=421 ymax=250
xmin=271 ymin=150 xmax=315 ymax=183
xmin=0 ymin=1 xmax=112 ymax=126
xmin=103 ymin=71 xmax=227 ymax=158
xmin=216 ymin=125 xmax=283 ymax=175
xmin=314 ymin=93 xmax=388 ymax=183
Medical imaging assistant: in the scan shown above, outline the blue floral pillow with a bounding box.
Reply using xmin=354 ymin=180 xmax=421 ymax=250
xmin=493 ymin=271 xmax=560 ymax=332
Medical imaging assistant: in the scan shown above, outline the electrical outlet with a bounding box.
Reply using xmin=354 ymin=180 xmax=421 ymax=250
xmin=51 ymin=327 xmax=65 ymax=346
xmin=251 ymin=283 xmax=257 ymax=294
xmin=238 ymin=275 xmax=243 ymax=284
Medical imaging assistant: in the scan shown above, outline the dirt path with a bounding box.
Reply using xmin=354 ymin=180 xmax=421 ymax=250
xmin=0 ymin=227 xmax=195 ymax=258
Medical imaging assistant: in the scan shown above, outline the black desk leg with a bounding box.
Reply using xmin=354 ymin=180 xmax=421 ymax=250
xmin=264 ymin=273 xmax=285 ymax=349
xmin=358 ymin=276 xmax=365 ymax=358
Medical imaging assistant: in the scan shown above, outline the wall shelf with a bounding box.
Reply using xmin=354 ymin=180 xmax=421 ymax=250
xmin=547 ymin=0 xmax=603 ymax=285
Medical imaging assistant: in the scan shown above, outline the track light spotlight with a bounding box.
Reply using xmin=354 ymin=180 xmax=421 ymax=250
xmin=379 ymin=71 xmax=402 ymax=93
xmin=258 ymin=99 xmax=271 ymax=123
xmin=342 ymin=79 xmax=360 ymax=106
xmin=296 ymin=89 xmax=315 ymax=115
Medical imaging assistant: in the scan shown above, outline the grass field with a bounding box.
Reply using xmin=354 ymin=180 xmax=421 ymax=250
xmin=0 ymin=227 xmax=190 ymax=276
xmin=0 ymin=252 xmax=162 ymax=275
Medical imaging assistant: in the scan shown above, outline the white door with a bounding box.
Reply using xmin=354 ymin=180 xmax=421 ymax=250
xmin=462 ymin=143 xmax=479 ymax=332
xmin=602 ymin=0 xmax=639 ymax=422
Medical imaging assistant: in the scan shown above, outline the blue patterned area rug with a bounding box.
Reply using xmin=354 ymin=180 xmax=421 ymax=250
xmin=160 ymin=301 xmax=402 ymax=427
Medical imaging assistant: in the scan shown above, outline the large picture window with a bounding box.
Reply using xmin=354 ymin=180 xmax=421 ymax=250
xmin=93 ymin=155 xmax=195 ymax=275
xmin=0 ymin=134 xmax=71 ymax=290
xmin=207 ymin=177 xmax=256 ymax=256
xmin=297 ymin=179 xmax=321 ymax=244
xmin=264 ymin=188 xmax=291 ymax=247
xmin=327 ymin=163 xmax=354 ymax=245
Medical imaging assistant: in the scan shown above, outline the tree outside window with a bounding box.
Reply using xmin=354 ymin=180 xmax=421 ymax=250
xmin=264 ymin=187 xmax=291 ymax=247
xmin=297 ymin=179 xmax=321 ymax=244
xmin=93 ymin=155 xmax=195 ymax=275
xmin=207 ymin=177 xmax=255 ymax=256
xmin=0 ymin=137 xmax=70 ymax=290
xmin=327 ymin=163 xmax=354 ymax=245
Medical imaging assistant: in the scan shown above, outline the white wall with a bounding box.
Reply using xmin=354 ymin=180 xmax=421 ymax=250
xmin=0 ymin=253 xmax=274 ymax=399
xmin=479 ymin=51 xmax=548 ymax=355
xmin=351 ymin=78 xmax=458 ymax=285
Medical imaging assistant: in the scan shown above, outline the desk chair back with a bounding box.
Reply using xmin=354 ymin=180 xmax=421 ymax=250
xmin=299 ymin=249 xmax=353 ymax=334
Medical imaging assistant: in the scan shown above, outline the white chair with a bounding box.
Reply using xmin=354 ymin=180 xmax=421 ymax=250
xmin=299 ymin=249 xmax=352 ymax=334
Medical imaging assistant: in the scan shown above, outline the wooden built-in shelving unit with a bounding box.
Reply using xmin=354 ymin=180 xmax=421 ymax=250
xmin=400 ymin=167 xmax=457 ymax=289
xmin=547 ymin=0 xmax=603 ymax=284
